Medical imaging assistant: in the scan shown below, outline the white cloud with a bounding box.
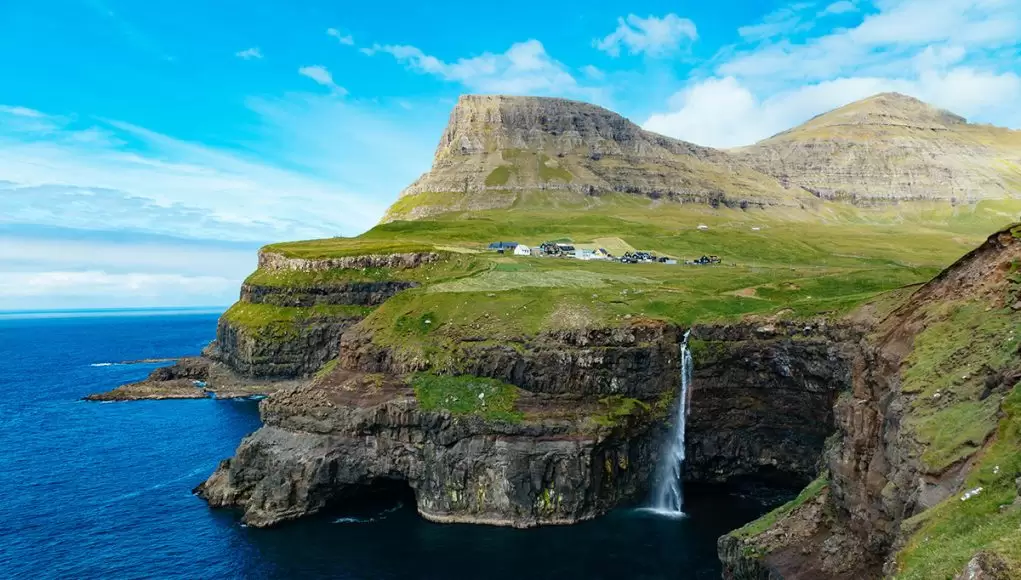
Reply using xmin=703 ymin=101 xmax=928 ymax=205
xmin=595 ymin=14 xmax=697 ymax=57
xmin=581 ymin=65 xmax=605 ymax=80
xmin=0 ymin=102 xmax=412 ymax=242
xmin=0 ymin=270 xmax=236 ymax=304
xmin=0 ymin=105 xmax=45 ymax=118
xmin=738 ymin=3 xmax=815 ymax=41
xmin=364 ymin=39 xmax=600 ymax=99
xmin=643 ymin=0 xmax=1021 ymax=147
xmin=235 ymin=47 xmax=263 ymax=60
xmin=719 ymin=0 xmax=1021 ymax=82
xmin=327 ymin=28 xmax=354 ymax=45
xmin=820 ymin=1 xmax=858 ymax=16
xmin=298 ymin=65 xmax=347 ymax=95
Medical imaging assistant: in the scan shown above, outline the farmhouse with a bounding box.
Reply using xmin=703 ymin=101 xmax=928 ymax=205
xmin=513 ymin=244 xmax=531 ymax=256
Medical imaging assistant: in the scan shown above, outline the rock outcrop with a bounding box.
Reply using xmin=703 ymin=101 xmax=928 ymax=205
xmin=730 ymin=92 xmax=1021 ymax=204
xmin=196 ymin=370 xmax=660 ymax=528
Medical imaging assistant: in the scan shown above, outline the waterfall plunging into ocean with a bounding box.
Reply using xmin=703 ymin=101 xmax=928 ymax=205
xmin=647 ymin=330 xmax=693 ymax=517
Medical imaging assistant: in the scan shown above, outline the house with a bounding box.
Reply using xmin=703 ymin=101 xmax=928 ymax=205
xmin=697 ymin=224 xmax=709 ymax=231
xmin=488 ymin=241 xmax=519 ymax=253
xmin=513 ymin=244 xmax=531 ymax=256
xmin=539 ymin=242 xmax=561 ymax=256
xmin=556 ymin=243 xmax=576 ymax=257
xmin=576 ymin=249 xmax=595 ymax=260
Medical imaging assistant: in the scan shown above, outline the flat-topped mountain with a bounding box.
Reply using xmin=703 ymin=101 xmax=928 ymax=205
xmin=385 ymin=94 xmax=798 ymax=221
xmin=731 ymin=92 xmax=1021 ymax=203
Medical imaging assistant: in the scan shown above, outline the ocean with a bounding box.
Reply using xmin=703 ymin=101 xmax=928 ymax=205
xmin=0 ymin=311 xmax=782 ymax=579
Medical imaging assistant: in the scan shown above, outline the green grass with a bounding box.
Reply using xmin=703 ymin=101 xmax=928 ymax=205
xmin=592 ymin=396 xmax=651 ymax=428
xmin=732 ymin=472 xmax=830 ymax=540
xmin=902 ymin=301 xmax=1021 ymax=473
xmin=538 ymin=155 xmax=573 ymax=183
xmin=222 ymin=302 xmax=372 ymax=336
xmin=894 ymin=384 xmax=1021 ymax=579
xmin=485 ymin=166 xmax=512 ymax=186
xmin=412 ymin=372 xmax=523 ymax=423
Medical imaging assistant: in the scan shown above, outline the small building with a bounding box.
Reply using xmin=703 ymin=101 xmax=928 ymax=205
xmin=513 ymin=244 xmax=532 ymax=256
xmin=697 ymin=224 xmax=709 ymax=231
xmin=575 ymin=249 xmax=596 ymax=260
xmin=488 ymin=241 xmax=519 ymax=253
xmin=556 ymin=243 xmax=576 ymax=257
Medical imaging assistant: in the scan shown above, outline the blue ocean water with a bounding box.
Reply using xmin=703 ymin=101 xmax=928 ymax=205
xmin=0 ymin=312 xmax=782 ymax=579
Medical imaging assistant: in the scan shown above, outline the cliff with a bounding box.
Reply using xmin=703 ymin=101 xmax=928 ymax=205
xmin=720 ymin=225 xmax=1021 ymax=579
xmin=730 ymin=93 xmax=1021 ymax=204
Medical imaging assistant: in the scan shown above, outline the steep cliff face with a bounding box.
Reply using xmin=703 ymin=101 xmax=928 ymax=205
xmin=730 ymin=93 xmax=1021 ymax=203
xmin=720 ymin=226 xmax=1021 ymax=579
xmin=338 ymin=320 xmax=683 ymax=398
xmin=198 ymin=312 xmax=859 ymax=528
xmin=385 ymin=95 xmax=798 ymax=221
xmin=196 ymin=370 xmax=660 ymax=528
xmin=203 ymin=314 xmax=358 ymax=378
xmin=687 ymin=321 xmax=861 ymax=486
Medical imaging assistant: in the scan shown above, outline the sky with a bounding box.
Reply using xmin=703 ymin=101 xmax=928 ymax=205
xmin=1 ymin=0 xmax=1019 ymax=309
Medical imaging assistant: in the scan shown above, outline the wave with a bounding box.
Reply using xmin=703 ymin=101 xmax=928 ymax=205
xmin=332 ymin=502 xmax=404 ymax=524
xmin=89 ymin=358 xmax=179 ymax=367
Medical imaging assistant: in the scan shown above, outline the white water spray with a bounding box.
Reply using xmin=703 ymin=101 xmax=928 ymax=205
xmin=648 ymin=329 xmax=693 ymax=517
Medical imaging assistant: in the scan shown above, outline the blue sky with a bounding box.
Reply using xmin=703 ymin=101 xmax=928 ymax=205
xmin=1 ymin=0 xmax=1019 ymax=309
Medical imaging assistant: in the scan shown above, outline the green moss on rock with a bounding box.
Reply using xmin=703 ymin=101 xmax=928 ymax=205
xmin=412 ymin=373 xmax=523 ymax=423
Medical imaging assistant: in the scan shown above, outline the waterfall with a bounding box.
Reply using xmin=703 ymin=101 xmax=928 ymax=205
xmin=648 ymin=329 xmax=693 ymax=517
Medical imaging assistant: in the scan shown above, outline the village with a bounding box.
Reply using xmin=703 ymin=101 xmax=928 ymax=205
xmin=486 ymin=240 xmax=722 ymax=266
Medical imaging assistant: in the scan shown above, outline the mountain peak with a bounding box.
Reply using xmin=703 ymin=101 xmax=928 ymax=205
xmin=433 ymin=94 xmax=716 ymax=162
xmin=791 ymin=92 xmax=967 ymax=134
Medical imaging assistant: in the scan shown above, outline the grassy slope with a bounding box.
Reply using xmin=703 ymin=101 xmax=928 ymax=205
xmin=256 ymin=198 xmax=1018 ymax=356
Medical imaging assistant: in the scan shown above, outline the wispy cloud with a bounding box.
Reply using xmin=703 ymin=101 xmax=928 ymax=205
xmin=0 ymin=103 xmax=399 ymax=242
xmin=819 ymin=1 xmax=858 ymax=16
xmin=643 ymin=0 xmax=1021 ymax=147
xmin=737 ymin=3 xmax=815 ymax=42
xmin=298 ymin=65 xmax=347 ymax=95
xmin=364 ymin=39 xmax=601 ymax=100
xmin=327 ymin=28 xmax=354 ymax=45
xmin=235 ymin=47 xmax=263 ymax=60
xmin=594 ymin=14 xmax=698 ymax=57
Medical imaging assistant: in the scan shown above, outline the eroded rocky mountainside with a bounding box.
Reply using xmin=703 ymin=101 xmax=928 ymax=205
xmin=720 ymin=226 xmax=1021 ymax=579
xmin=386 ymin=92 xmax=1021 ymax=221
xmin=384 ymin=94 xmax=799 ymax=221
xmin=731 ymin=92 xmax=1021 ymax=203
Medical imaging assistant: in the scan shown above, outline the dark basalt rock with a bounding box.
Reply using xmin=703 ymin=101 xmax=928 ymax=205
xmin=241 ymin=281 xmax=417 ymax=307
xmin=195 ymin=372 xmax=661 ymax=528
xmin=204 ymin=316 xmax=357 ymax=379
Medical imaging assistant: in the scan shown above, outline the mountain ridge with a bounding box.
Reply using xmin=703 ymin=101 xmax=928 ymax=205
xmin=385 ymin=91 xmax=1021 ymax=222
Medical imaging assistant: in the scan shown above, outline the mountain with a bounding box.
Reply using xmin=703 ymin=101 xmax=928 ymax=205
xmin=730 ymin=92 xmax=1021 ymax=203
xmin=383 ymin=95 xmax=800 ymax=222
xmin=386 ymin=93 xmax=1021 ymax=222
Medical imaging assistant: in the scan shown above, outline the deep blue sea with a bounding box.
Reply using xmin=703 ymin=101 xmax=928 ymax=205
xmin=0 ymin=311 xmax=781 ymax=579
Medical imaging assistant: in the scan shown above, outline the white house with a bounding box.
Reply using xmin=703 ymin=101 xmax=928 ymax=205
xmin=513 ymin=244 xmax=532 ymax=256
